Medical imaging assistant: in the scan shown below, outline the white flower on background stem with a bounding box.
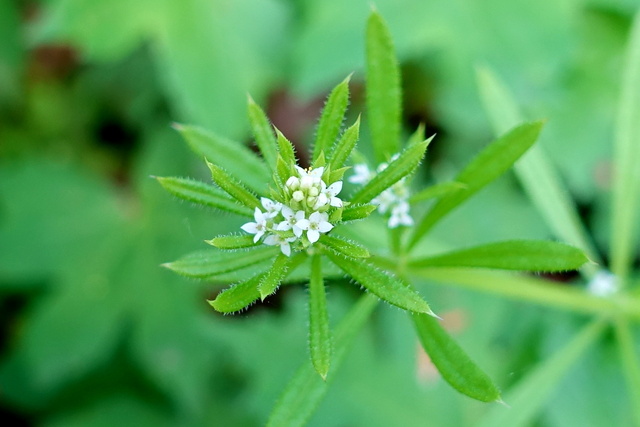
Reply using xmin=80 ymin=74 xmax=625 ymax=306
xmin=264 ymin=233 xmax=297 ymax=256
xmin=372 ymin=189 xmax=396 ymax=214
xmin=261 ymin=197 xmax=282 ymax=218
xmin=277 ymin=206 xmax=307 ymax=237
xmin=388 ymin=201 xmax=414 ymax=228
xmin=297 ymin=211 xmax=333 ymax=243
xmin=587 ymin=270 xmax=618 ymax=297
xmin=241 ymin=208 xmax=270 ymax=243
xmin=348 ymin=164 xmax=372 ymax=185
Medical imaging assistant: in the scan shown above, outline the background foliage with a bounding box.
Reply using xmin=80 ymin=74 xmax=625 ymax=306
xmin=1 ymin=0 xmax=639 ymax=425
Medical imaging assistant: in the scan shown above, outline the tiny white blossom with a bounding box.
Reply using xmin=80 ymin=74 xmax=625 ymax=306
xmin=587 ymin=270 xmax=618 ymax=297
xmin=388 ymin=201 xmax=414 ymax=228
xmin=321 ymin=181 xmax=343 ymax=208
xmin=264 ymin=233 xmax=297 ymax=256
xmin=277 ymin=206 xmax=307 ymax=237
xmin=286 ymin=176 xmax=300 ymax=190
xmin=241 ymin=208 xmax=269 ymax=242
xmin=372 ymin=189 xmax=396 ymax=214
xmin=297 ymin=211 xmax=333 ymax=243
xmin=348 ymin=164 xmax=372 ymax=185
xmin=261 ymin=197 xmax=282 ymax=218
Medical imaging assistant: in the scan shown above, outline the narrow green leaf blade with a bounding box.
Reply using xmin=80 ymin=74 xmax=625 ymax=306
xmin=409 ymin=240 xmax=589 ymax=272
xmin=341 ymin=204 xmax=377 ymax=222
xmin=478 ymin=319 xmax=606 ymax=427
xmin=258 ymin=253 xmax=294 ymax=300
xmin=247 ymin=95 xmax=278 ymax=171
xmin=409 ymin=121 xmax=544 ymax=249
xmin=614 ymin=318 xmax=640 ymax=427
xmin=308 ymin=255 xmax=331 ymax=380
xmin=326 ymin=252 xmax=433 ymax=314
xmin=206 ymin=234 xmax=257 ymax=249
xmin=313 ymin=75 xmax=351 ymax=162
xmin=209 ymin=274 xmax=263 ymax=313
xmin=351 ymin=137 xmax=432 ymax=205
xmin=328 ymin=117 xmax=360 ymax=171
xmin=412 ymin=313 xmax=500 ymax=402
xmin=163 ymin=247 xmax=278 ymax=279
xmin=476 ymin=66 xmax=601 ymax=269
xmin=409 ymin=181 xmax=466 ymax=204
xmin=611 ymin=12 xmax=640 ymax=283
xmin=366 ymin=10 xmax=401 ymax=162
xmin=266 ymin=294 xmax=378 ymax=427
xmin=319 ymin=234 xmax=370 ymax=258
xmin=206 ymin=161 xmax=261 ymax=210
xmin=155 ymin=176 xmax=252 ymax=217
xmin=175 ymin=124 xmax=270 ymax=193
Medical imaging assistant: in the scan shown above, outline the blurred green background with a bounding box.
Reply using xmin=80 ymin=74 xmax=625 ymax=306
xmin=1 ymin=0 xmax=639 ymax=425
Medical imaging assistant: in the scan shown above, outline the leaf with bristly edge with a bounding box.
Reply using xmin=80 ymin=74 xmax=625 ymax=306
xmin=206 ymin=161 xmax=261 ymax=210
xmin=313 ymin=75 xmax=351 ymax=163
xmin=206 ymin=234 xmax=257 ymax=249
xmin=247 ymin=95 xmax=278 ymax=172
xmin=319 ymin=234 xmax=370 ymax=258
xmin=328 ymin=117 xmax=360 ymax=171
xmin=308 ymin=255 xmax=331 ymax=380
xmin=258 ymin=254 xmax=295 ymax=300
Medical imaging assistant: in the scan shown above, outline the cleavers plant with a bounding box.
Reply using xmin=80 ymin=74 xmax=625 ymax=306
xmin=157 ymin=10 xmax=590 ymax=425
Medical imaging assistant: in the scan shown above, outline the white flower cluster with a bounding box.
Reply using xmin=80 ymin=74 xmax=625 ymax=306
xmin=587 ymin=270 xmax=618 ymax=297
xmin=348 ymin=159 xmax=414 ymax=228
xmin=241 ymin=166 xmax=343 ymax=256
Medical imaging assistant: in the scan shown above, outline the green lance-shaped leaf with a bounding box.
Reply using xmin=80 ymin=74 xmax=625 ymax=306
xmin=313 ymin=75 xmax=351 ymax=162
xmin=326 ymin=252 xmax=433 ymax=314
xmin=478 ymin=319 xmax=606 ymax=427
xmin=163 ymin=246 xmax=278 ymax=279
xmin=209 ymin=274 xmax=263 ymax=313
xmin=409 ymin=121 xmax=544 ymax=249
xmin=258 ymin=253 xmax=295 ymax=300
xmin=155 ymin=176 xmax=252 ymax=217
xmin=350 ymin=137 xmax=433 ymax=205
xmin=275 ymin=128 xmax=297 ymax=188
xmin=412 ymin=313 xmax=501 ymax=402
xmin=206 ymin=161 xmax=261 ymax=210
xmin=366 ymin=10 xmax=401 ymax=162
xmin=409 ymin=240 xmax=589 ymax=272
xmin=341 ymin=204 xmax=377 ymax=222
xmin=328 ymin=117 xmax=360 ymax=171
xmin=174 ymin=124 xmax=270 ymax=193
xmin=476 ymin=66 xmax=601 ymax=272
xmin=267 ymin=293 xmax=378 ymax=427
xmin=308 ymin=255 xmax=331 ymax=380
xmin=614 ymin=318 xmax=640 ymax=427
xmin=319 ymin=234 xmax=370 ymax=258
xmin=611 ymin=11 xmax=640 ymax=284
xmin=206 ymin=234 xmax=257 ymax=249
xmin=407 ymin=123 xmax=426 ymax=147
xmin=247 ymin=95 xmax=278 ymax=172
xmin=409 ymin=181 xmax=466 ymax=204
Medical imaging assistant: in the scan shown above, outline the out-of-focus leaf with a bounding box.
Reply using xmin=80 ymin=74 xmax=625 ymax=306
xmin=308 ymin=255 xmax=331 ymax=379
xmin=313 ymin=75 xmax=351 ymax=162
xmin=178 ymin=124 xmax=270 ymax=193
xmin=614 ymin=318 xmax=640 ymax=427
xmin=326 ymin=252 xmax=432 ymax=314
xmin=412 ymin=313 xmax=501 ymax=402
xmin=476 ymin=66 xmax=601 ymax=269
xmin=477 ymin=319 xmax=606 ymax=427
xmin=267 ymin=293 xmax=378 ymax=427
xmin=409 ymin=240 xmax=589 ymax=272
xmin=0 ymin=0 xmax=22 ymax=103
xmin=155 ymin=176 xmax=253 ymax=217
xmin=611 ymin=11 xmax=640 ymax=283
xmin=409 ymin=181 xmax=466 ymax=204
xmin=409 ymin=121 xmax=543 ymax=249
xmin=350 ymin=138 xmax=432 ymax=205
xmin=366 ymin=10 xmax=401 ymax=162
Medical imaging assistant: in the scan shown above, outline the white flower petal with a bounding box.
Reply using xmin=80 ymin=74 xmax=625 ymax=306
xmin=309 ymin=211 xmax=322 ymax=223
xmin=307 ymin=229 xmax=320 ymax=243
xmin=296 ymin=219 xmax=310 ymax=230
xmin=277 ymin=221 xmax=292 ymax=231
xmin=293 ymin=226 xmax=303 ymax=237
xmin=280 ymin=242 xmax=291 ymax=257
xmin=241 ymin=222 xmax=258 ymax=233
xmin=388 ymin=215 xmax=400 ymax=228
xmin=317 ymin=221 xmax=333 ymax=233
xmin=329 ymin=197 xmax=343 ymax=207
xmin=328 ymin=181 xmax=342 ymax=196
xmin=253 ymin=231 xmax=264 ymax=243
xmin=310 ymin=167 xmax=324 ymax=178
xmin=281 ymin=206 xmax=294 ymax=219
xmin=263 ymin=234 xmax=278 ymax=246
xmin=294 ymin=210 xmax=306 ymax=220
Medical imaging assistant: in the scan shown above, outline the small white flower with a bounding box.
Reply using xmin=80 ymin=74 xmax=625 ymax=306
xmin=241 ymin=208 xmax=270 ymax=242
xmin=261 ymin=197 xmax=282 ymax=218
xmin=388 ymin=201 xmax=413 ymax=228
xmin=348 ymin=164 xmax=372 ymax=185
xmin=277 ymin=206 xmax=307 ymax=237
xmin=587 ymin=270 xmax=618 ymax=297
xmin=372 ymin=189 xmax=396 ymax=214
xmin=297 ymin=211 xmax=333 ymax=243
xmin=286 ymin=176 xmax=300 ymax=190
xmin=321 ymin=180 xmax=343 ymax=208
xmin=264 ymin=233 xmax=297 ymax=256
xmin=296 ymin=166 xmax=324 ymax=189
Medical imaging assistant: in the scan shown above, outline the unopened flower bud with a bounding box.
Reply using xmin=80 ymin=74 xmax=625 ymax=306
xmin=292 ymin=190 xmax=305 ymax=202
xmin=309 ymin=187 xmax=319 ymax=197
